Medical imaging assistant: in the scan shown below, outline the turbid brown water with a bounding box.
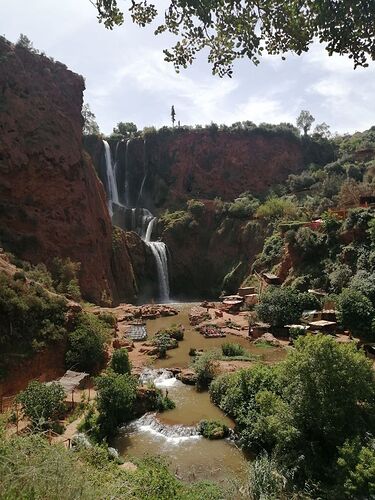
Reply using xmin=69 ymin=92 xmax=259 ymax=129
xmin=115 ymin=303 xmax=286 ymax=482
xmin=147 ymin=303 xmax=286 ymax=368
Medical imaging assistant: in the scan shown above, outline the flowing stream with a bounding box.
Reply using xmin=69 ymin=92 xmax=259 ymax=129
xmin=102 ymin=139 xmax=170 ymax=301
xmin=114 ymin=304 xmax=287 ymax=483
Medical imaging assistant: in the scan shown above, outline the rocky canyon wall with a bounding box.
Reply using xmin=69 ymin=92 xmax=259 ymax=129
xmin=0 ymin=37 xmax=137 ymax=304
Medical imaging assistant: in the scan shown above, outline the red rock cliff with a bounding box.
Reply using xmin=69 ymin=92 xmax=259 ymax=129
xmin=0 ymin=38 xmax=137 ymax=304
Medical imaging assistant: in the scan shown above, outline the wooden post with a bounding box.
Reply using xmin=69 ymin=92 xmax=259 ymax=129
xmin=71 ymin=390 xmax=74 ymax=407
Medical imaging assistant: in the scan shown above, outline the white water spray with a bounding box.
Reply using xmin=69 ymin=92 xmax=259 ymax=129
xmin=103 ymin=140 xmax=120 ymax=216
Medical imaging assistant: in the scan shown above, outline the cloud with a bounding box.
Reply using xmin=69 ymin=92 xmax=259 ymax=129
xmin=1 ymin=0 xmax=374 ymax=134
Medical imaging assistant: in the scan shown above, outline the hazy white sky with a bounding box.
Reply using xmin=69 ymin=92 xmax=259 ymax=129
xmin=1 ymin=0 xmax=374 ymax=135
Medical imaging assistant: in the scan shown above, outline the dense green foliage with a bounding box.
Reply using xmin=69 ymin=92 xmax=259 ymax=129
xmin=93 ymin=0 xmax=375 ymax=76
xmin=221 ymin=342 xmax=246 ymax=357
xmin=152 ymin=332 xmax=178 ymax=358
xmin=199 ymin=419 xmax=229 ymax=440
xmin=95 ymin=371 xmax=138 ymax=438
xmin=110 ymin=348 xmax=131 ymax=374
xmin=337 ymin=288 xmax=374 ymax=338
xmin=157 ymin=324 xmax=185 ymax=341
xmin=192 ymin=350 xmax=220 ymax=388
xmin=256 ymin=197 xmax=299 ymax=221
xmin=256 ymin=287 xmax=320 ymax=327
xmin=17 ymin=380 xmax=66 ymax=429
xmin=210 ymin=335 xmax=375 ymax=494
xmin=0 ymin=429 xmax=225 ymax=499
xmin=0 ymin=272 xmax=67 ymax=377
xmin=65 ymin=313 xmax=110 ymax=373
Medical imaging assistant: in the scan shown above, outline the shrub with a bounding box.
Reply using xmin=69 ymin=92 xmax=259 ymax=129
xmin=110 ymin=348 xmax=131 ymax=375
xmin=227 ymin=193 xmax=259 ymax=218
xmin=244 ymin=453 xmax=289 ymax=500
xmin=337 ymin=289 xmax=374 ymax=338
xmin=221 ymin=342 xmax=246 ymax=357
xmin=292 ymin=226 xmax=326 ymax=260
xmin=65 ymin=313 xmax=109 ymax=373
xmin=97 ymin=312 xmax=117 ymax=327
xmin=199 ymin=419 xmax=229 ymax=439
xmin=0 ymin=272 xmax=67 ymax=377
xmin=252 ymin=234 xmax=284 ymax=272
xmin=337 ymin=438 xmax=375 ymax=498
xmin=152 ymin=332 xmax=178 ymax=358
xmin=17 ymin=380 xmax=65 ymax=429
xmin=95 ymin=371 xmax=138 ymax=438
xmin=157 ymin=324 xmax=184 ymax=341
xmin=192 ymin=350 xmax=220 ymax=388
xmin=329 ymin=263 xmax=353 ymax=293
xmin=256 ymin=197 xmax=299 ymax=221
xmin=349 ymin=271 xmax=375 ymax=305
xmin=256 ymin=287 xmax=305 ymax=327
xmin=187 ymin=199 xmax=205 ymax=218
xmin=50 ymin=257 xmax=81 ymax=300
xmin=26 ymin=263 xmax=54 ymax=290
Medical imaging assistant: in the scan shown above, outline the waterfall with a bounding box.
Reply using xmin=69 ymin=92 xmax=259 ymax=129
xmin=145 ymin=217 xmax=156 ymax=243
xmin=139 ymin=368 xmax=179 ymax=388
xmin=124 ymin=139 xmax=130 ymax=206
xmin=103 ymin=140 xmax=120 ymax=215
xmin=147 ymin=241 xmax=170 ymax=302
xmin=125 ymin=413 xmax=200 ymax=444
xmin=103 ymin=137 xmax=170 ymax=303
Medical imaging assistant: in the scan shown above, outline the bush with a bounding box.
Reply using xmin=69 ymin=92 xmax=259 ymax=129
xmin=0 ymin=272 xmax=67 ymax=377
xmin=65 ymin=313 xmax=109 ymax=373
xmin=95 ymin=371 xmax=138 ymax=438
xmin=292 ymin=226 xmax=326 ymax=260
xmin=157 ymin=324 xmax=184 ymax=341
xmin=187 ymin=199 xmax=205 ymax=218
xmin=244 ymin=453 xmax=289 ymax=500
xmin=17 ymin=380 xmax=65 ymax=429
xmin=26 ymin=263 xmax=54 ymax=290
xmin=227 ymin=193 xmax=259 ymax=218
xmin=192 ymin=350 xmax=220 ymax=388
xmin=256 ymin=287 xmax=306 ymax=327
xmin=110 ymin=348 xmax=131 ymax=374
xmin=337 ymin=289 xmax=374 ymax=338
xmin=256 ymin=197 xmax=299 ymax=221
xmin=152 ymin=332 xmax=178 ymax=358
xmin=337 ymin=438 xmax=375 ymax=498
xmin=329 ymin=263 xmax=353 ymax=293
xmin=349 ymin=270 xmax=375 ymax=305
xmin=97 ymin=312 xmax=117 ymax=327
xmin=199 ymin=419 xmax=229 ymax=439
xmin=221 ymin=342 xmax=246 ymax=357
xmin=50 ymin=257 xmax=81 ymax=300
xmin=252 ymin=234 xmax=284 ymax=272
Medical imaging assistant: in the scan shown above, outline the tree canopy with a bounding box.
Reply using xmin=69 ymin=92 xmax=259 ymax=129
xmin=92 ymin=0 xmax=375 ymax=76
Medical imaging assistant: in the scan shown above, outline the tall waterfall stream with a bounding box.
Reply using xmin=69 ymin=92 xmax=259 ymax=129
xmin=102 ymin=139 xmax=170 ymax=301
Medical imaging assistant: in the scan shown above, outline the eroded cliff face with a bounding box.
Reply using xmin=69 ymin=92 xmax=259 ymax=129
xmin=86 ymin=130 xmax=308 ymax=210
xmin=0 ymin=38 xmax=136 ymax=304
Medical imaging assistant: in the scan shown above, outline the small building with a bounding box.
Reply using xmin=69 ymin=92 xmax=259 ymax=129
xmin=244 ymin=293 xmax=259 ymax=306
xmin=322 ymin=309 xmax=338 ymax=322
xmin=238 ymin=286 xmax=255 ymax=297
xmin=301 ymin=310 xmax=322 ymax=324
xmin=308 ymin=320 xmax=337 ymax=334
xmin=251 ymin=322 xmax=271 ymax=338
xmin=261 ymin=272 xmax=281 ymax=285
xmin=360 ymin=195 xmax=375 ymax=207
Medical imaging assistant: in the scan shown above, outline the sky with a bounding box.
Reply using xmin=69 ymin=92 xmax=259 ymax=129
xmin=1 ymin=0 xmax=375 ymax=135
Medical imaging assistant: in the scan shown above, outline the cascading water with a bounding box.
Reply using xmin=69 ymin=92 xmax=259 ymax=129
xmin=102 ymin=140 xmax=120 ymax=216
xmin=147 ymin=242 xmax=170 ymax=302
xmin=102 ymin=138 xmax=170 ymax=302
xmin=127 ymin=368 xmax=200 ymax=444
